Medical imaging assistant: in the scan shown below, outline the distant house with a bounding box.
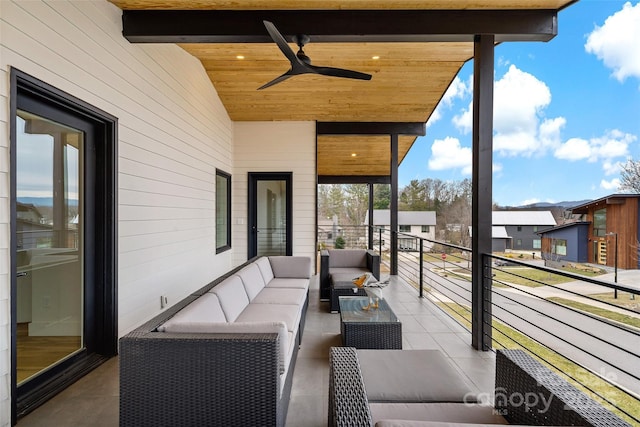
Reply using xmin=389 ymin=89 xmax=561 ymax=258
xmin=570 ymin=194 xmax=640 ymax=269
xmin=492 ymin=210 xmax=557 ymax=251
xmin=468 ymin=226 xmax=511 ymax=252
xmin=365 ymin=210 xmax=437 ymax=251
xmin=538 ymin=222 xmax=590 ymax=265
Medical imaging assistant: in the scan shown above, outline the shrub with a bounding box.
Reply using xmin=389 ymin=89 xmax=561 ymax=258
xmin=334 ymin=236 xmax=346 ymax=249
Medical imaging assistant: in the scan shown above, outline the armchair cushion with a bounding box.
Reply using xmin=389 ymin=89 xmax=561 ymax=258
xmin=369 ymin=403 xmax=507 ymax=426
xmin=328 ymin=249 xmax=367 ymax=268
xmin=358 ymin=350 xmax=478 ymax=404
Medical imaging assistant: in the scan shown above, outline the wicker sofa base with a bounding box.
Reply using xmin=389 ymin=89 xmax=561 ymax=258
xmin=329 ymin=347 xmax=631 ymax=427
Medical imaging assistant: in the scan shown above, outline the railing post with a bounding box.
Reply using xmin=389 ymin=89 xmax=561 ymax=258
xmin=419 ymin=238 xmax=424 ymax=298
xmin=378 ymin=228 xmax=382 ymax=255
xmin=481 ymin=253 xmax=492 ymax=350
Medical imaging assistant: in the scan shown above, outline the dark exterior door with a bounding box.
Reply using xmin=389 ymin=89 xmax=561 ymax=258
xmin=248 ymin=172 xmax=292 ymax=259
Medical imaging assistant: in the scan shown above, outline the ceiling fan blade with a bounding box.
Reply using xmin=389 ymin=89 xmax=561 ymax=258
xmin=263 ymin=21 xmax=299 ymax=66
xmin=257 ymin=71 xmax=294 ymax=90
xmin=309 ymin=65 xmax=372 ymax=81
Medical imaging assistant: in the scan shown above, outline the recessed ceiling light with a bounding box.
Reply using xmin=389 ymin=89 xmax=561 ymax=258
xmin=351 ymin=153 xmax=357 ymax=157
xmin=372 ymin=55 xmax=380 ymax=60
xmin=236 ymin=55 xmax=245 ymax=60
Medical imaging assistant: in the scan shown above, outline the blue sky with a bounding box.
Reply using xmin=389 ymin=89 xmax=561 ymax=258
xmin=399 ymin=0 xmax=640 ymax=207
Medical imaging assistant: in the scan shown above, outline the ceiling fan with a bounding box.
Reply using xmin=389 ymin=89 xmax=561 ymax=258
xmin=258 ymin=20 xmax=372 ymax=90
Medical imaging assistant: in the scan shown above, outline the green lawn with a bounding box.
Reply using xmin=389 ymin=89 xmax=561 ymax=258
xmin=438 ymin=301 xmax=640 ymax=424
xmin=492 ymin=264 xmax=605 ymax=288
xmin=547 ymin=297 xmax=640 ymax=329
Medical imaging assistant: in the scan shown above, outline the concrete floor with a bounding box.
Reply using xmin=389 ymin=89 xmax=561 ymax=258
xmin=18 ymin=275 xmax=495 ymax=427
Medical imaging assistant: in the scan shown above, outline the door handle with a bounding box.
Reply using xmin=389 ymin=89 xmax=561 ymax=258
xmin=17 ymin=272 xmax=28 ymax=278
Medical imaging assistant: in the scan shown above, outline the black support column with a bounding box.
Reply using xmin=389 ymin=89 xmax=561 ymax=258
xmin=368 ymin=184 xmax=374 ymax=249
xmin=390 ymin=134 xmax=399 ymax=275
xmin=471 ymin=35 xmax=495 ymax=351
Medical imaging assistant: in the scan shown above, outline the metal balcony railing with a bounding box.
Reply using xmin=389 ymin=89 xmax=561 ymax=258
xmin=347 ymin=226 xmax=640 ymax=424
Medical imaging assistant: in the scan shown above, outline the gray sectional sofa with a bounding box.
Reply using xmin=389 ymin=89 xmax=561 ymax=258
xmin=119 ymin=255 xmax=311 ymax=427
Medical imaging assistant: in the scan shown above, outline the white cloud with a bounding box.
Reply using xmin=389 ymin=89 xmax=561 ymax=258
xmin=493 ymin=162 xmax=503 ymax=173
xmin=585 ymin=2 xmax=640 ymax=83
xmin=452 ymin=65 xmax=562 ymax=156
xmin=428 ymin=137 xmax=472 ymax=174
xmin=429 ymin=76 xmax=470 ymax=128
xmin=601 ymin=178 xmax=621 ymax=191
xmin=603 ymin=160 xmax=623 ymax=176
xmin=554 ymin=130 xmax=635 ymax=163
xmin=452 ymin=101 xmax=473 ymax=134
xmin=554 ymin=137 xmax=591 ymax=161
xmin=493 ymin=65 xmax=553 ymax=156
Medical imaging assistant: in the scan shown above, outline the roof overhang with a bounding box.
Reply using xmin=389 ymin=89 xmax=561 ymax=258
xmin=110 ymin=1 xmax=576 ymax=179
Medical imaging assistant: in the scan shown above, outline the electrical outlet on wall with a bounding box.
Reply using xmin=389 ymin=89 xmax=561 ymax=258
xmin=160 ymin=295 xmax=168 ymax=309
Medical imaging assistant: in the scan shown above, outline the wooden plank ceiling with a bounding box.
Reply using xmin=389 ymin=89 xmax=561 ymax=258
xmin=110 ymin=0 xmax=575 ymax=178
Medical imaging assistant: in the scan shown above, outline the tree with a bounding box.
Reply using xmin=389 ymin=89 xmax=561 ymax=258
xmin=343 ymin=184 xmax=369 ymax=225
xmin=373 ymin=184 xmax=390 ymax=209
xmin=619 ymin=159 xmax=640 ymax=193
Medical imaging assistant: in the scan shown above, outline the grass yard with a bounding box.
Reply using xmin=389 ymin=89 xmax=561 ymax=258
xmin=547 ymin=296 xmax=640 ymax=329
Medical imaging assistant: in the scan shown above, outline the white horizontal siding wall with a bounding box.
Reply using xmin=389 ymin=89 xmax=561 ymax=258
xmin=0 ymin=1 xmax=234 ymax=421
xmin=233 ymin=122 xmax=316 ymax=267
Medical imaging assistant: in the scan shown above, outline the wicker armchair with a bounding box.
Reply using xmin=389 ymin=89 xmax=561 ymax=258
xmin=328 ymin=347 xmax=631 ymax=427
xmin=320 ymin=249 xmax=381 ymax=312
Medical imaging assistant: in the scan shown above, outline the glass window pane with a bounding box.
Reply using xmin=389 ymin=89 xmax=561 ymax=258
xmin=16 ymin=111 xmax=84 ymax=384
xmin=216 ymin=170 xmax=231 ymax=252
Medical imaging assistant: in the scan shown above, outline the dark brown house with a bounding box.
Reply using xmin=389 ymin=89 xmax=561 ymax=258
xmin=571 ymin=194 xmax=640 ymax=270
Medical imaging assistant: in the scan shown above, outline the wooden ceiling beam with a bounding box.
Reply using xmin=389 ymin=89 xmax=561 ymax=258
xmin=317 ymin=122 xmax=426 ymax=136
xmin=122 ymin=9 xmax=557 ymax=43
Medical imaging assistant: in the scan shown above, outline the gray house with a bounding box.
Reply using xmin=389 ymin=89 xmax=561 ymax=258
xmin=366 ymin=210 xmax=437 ymax=251
xmin=493 ymin=211 xmax=557 ymax=251
xmin=538 ymin=222 xmax=590 ymax=265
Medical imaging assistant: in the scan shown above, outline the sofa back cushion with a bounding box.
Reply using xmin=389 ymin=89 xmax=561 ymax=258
xmin=269 ymin=256 xmax=311 ymax=278
xmin=237 ymin=263 xmax=267 ymax=301
xmin=255 ymin=257 xmax=275 ymax=284
xmin=329 ymin=249 xmax=367 ymax=268
xmin=157 ymin=293 xmax=227 ymax=331
xmin=210 ymin=275 xmax=250 ymax=322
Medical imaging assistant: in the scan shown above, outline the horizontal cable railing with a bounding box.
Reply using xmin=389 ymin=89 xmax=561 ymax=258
xmin=317 ymin=224 xmax=369 ymax=250
xmin=369 ymin=227 xmax=640 ymax=424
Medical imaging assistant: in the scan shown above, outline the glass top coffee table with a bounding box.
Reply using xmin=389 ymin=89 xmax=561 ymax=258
xmin=338 ymin=296 xmax=402 ymax=349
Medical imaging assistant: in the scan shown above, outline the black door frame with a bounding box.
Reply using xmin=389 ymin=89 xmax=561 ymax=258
xmin=10 ymin=69 xmax=118 ymax=423
xmin=247 ymin=172 xmax=293 ymax=259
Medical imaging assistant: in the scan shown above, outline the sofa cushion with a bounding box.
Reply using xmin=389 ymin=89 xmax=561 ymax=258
xmin=358 ymin=350 xmax=478 ymax=403
xmin=266 ymin=277 xmax=310 ymax=290
xmin=237 ymin=263 xmax=266 ymax=301
xmin=328 ymin=249 xmax=367 ymax=268
xmin=251 ymin=287 xmax=308 ymax=306
xmin=157 ymin=293 xmax=227 ymax=330
xmin=209 ymin=275 xmax=250 ymax=322
xmin=255 ymin=257 xmax=275 ymax=283
xmin=368 ymin=403 xmax=508 ymax=425
xmin=269 ymin=256 xmax=311 ymax=278
xmin=159 ymin=321 xmax=289 ymax=374
xmin=236 ymin=303 xmax=300 ymax=333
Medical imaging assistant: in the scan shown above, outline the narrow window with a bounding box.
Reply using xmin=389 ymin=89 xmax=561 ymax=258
xmin=216 ymin=169 xmax=231 ymax=253
xmin=421 ymin=225 xmax=430 ymax=233
xmin=399 ymin=225 xmax=411 ymax=232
